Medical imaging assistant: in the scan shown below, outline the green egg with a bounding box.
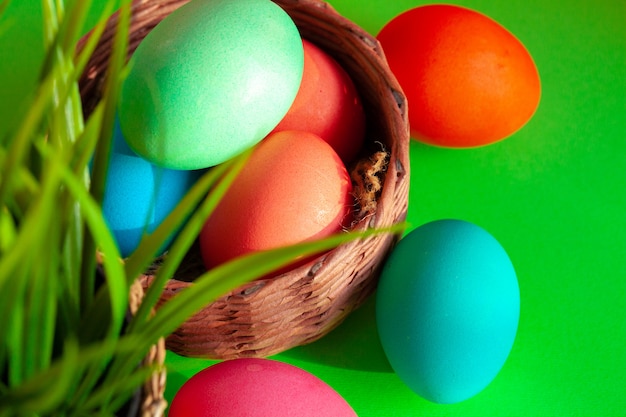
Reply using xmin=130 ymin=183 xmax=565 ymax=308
xmin=118 ymin=0 xmax=304 ymax=170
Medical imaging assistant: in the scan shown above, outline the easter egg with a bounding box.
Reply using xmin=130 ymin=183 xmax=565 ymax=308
xmin=376 ymin=219 xmax=520 ymax=404
xmin=102 ymin=124 xmax=202 ymax=257
xmin=118 ymin=0 xmax=304 ymax=169
xmin=377 ymin=5 xmax=541 ymax=147
xmin=169 ymin=358 xmax=357 ymax=417
xmin=271 ymin=39 xmax=366 ymax=163
xmin=199 ymin=130 xmax=353 ymax=273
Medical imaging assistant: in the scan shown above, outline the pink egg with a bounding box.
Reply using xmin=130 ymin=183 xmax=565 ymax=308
xmin=168 ymin=358 xmax=358 ymax=417
xmin=271 ymin=39 xmax=366 ymax=163
xmin=199 ymin=130 xmax=353 ymax=274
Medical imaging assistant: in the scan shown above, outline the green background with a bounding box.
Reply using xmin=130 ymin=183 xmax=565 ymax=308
xmin=1 ymin=0 xmax=625 ymax=416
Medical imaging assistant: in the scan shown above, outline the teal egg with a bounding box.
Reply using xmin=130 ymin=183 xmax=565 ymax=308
xmin=102 ymin=123 xmax=203 ymax=257
xmin=118 ymin=0 xmax=304 ymax=170
xmin=376 ymin=219 xmax=520 ymax=404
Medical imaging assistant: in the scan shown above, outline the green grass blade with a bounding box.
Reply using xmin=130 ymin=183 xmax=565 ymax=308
xmin=0 ymin=135 xmax=66 ymax=390
xmin=0 ymin=144 xmax=60 ymax=292
xmin=42 ymin=35 xmax=85 ymax=152
xmin=38 ymin=141 xmax=129 ymax=408
xmin=0 ymin=205 xmax=16 ymax=255
xmin=22 ymin=246 xmax=45 ymax=380
xmin=54 ymin=149 xmax=127 ymax=333
xmin=0 ymin=147 xmax=40 ymax=217
xmin=58 ymin=0 xmax=93 ymax=55
xmin=41 ymin=0 xmax=59 ymax=49
xmin=38 ymin=244 xmax=59 ymax=374
xmin=62 ymin=333 xmax=154 ymax=413
xmin=0 ymin=53 xmax=81 ymax=206
xmin=73 ymin=107 xmax=105 ymax=312
xmin=0 ymin=337 xmax=80 ymax=415
xmin=0 ymin=67 xmax=56 ymax=205
xmin=73 ymin=1 xmax=116 ymax=78
xmin=5 ymin=266 xmax=27 ymax=387
xmin=0 ymin=333 xmax=150 ymax=414
xmin=126 ymin=148 xmax=252 ymax=328
xmin=80 ymin=364 xmax=156 ymax=413
xmin=81 ymin=0 xmax=132 ymax=313
xmin=72 ymin=103 xmax=103 ymax=174
xmin=0 ymin=261 xmax=26 ymax=383
xmin=88 ymin=0 xmax=131 ymax=207
xmin=21 ymin=231 xmax=58 ymax=382
xmin=59 ymin=198 xmax=84 ymax=322
xmin=33 ymin=139 xmax=127 ymax=343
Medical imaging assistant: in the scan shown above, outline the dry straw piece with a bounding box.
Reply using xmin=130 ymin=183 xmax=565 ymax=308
xmin=79 ymin=0 xmax=410 ymax=360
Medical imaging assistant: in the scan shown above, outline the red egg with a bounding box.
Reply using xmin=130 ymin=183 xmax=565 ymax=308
xmin=168 ymin=358 xmax=357 ymax=417
xmin=199 ymin=130 xmax=353 ymax=273
xmin=377 ymin=4 xmax=541 ymax=148
xmin=271 ymin=39 xmax=366 ymax=163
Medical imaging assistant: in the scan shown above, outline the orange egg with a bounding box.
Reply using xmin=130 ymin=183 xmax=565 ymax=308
xmin=377 ymin=4 xmax=541 ymax=148
xmin=199 ymin=130 xmax=353 ymax=274
xmin=271 ymin=39 xmax=366 ymax=163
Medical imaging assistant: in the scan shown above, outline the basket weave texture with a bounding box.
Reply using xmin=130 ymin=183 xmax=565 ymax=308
xmin=79 ymin=0 xmax=410 ymax=360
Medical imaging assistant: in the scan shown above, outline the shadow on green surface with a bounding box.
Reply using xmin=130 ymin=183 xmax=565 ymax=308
xmin=280 ymin=293 xmax=394 ymax=373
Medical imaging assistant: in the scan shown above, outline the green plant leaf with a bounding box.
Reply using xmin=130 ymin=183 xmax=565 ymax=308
xmin=51 ymin=144 xmax=126 ymax=337
xmin=37 ymin=245 xmax=58 ymax=376
xmin=10 ymin=333 xmax=155 ymax=415
xmin=80 ymin=363 xmax=156 ymax=414
xmin=4 ymin=268 xmax=27 ymax=387
xmin=0 ymin=205 xmax=16 ymax=253
xmin=41 ymin=0 xmax=59 ymax=50
xmin=72 ymin=103 xmax=103 ymax=174
xmin=0 ymin=67 xmax=56 ymax=203
xmin=0 ymin=336 xmax=80 ymax=416
xmin=21 ymin=234 xmax=58 ymax=382
xmin=0 ymin=141 xmax=62 ymax=295
xmin=81 ymin=0 xmax=132 ymax=314
xmin=126 ymin=148 xmax=252 ymax=327
xmin=0 ymin=146 xmax=40 ymax=213
xmin=0 ymin=260 xmax=25 ymax=385
xmin=88 ymin=0 xmax=131 ymax=207
xmin=57 ymin=0 xmax=93 ymax=56
xmin=73 ymin=0 xmax=116 ymax=79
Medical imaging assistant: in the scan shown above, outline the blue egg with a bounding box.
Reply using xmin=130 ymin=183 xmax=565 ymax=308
xmin=376 ymin=219 xmax=520 ymax=404
xmin=101 ymin=126 xmax=203 ymax=257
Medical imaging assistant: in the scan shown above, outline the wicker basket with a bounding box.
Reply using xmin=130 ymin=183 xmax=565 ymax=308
xmin=79 ymin=0 xmax=410 ymax=360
